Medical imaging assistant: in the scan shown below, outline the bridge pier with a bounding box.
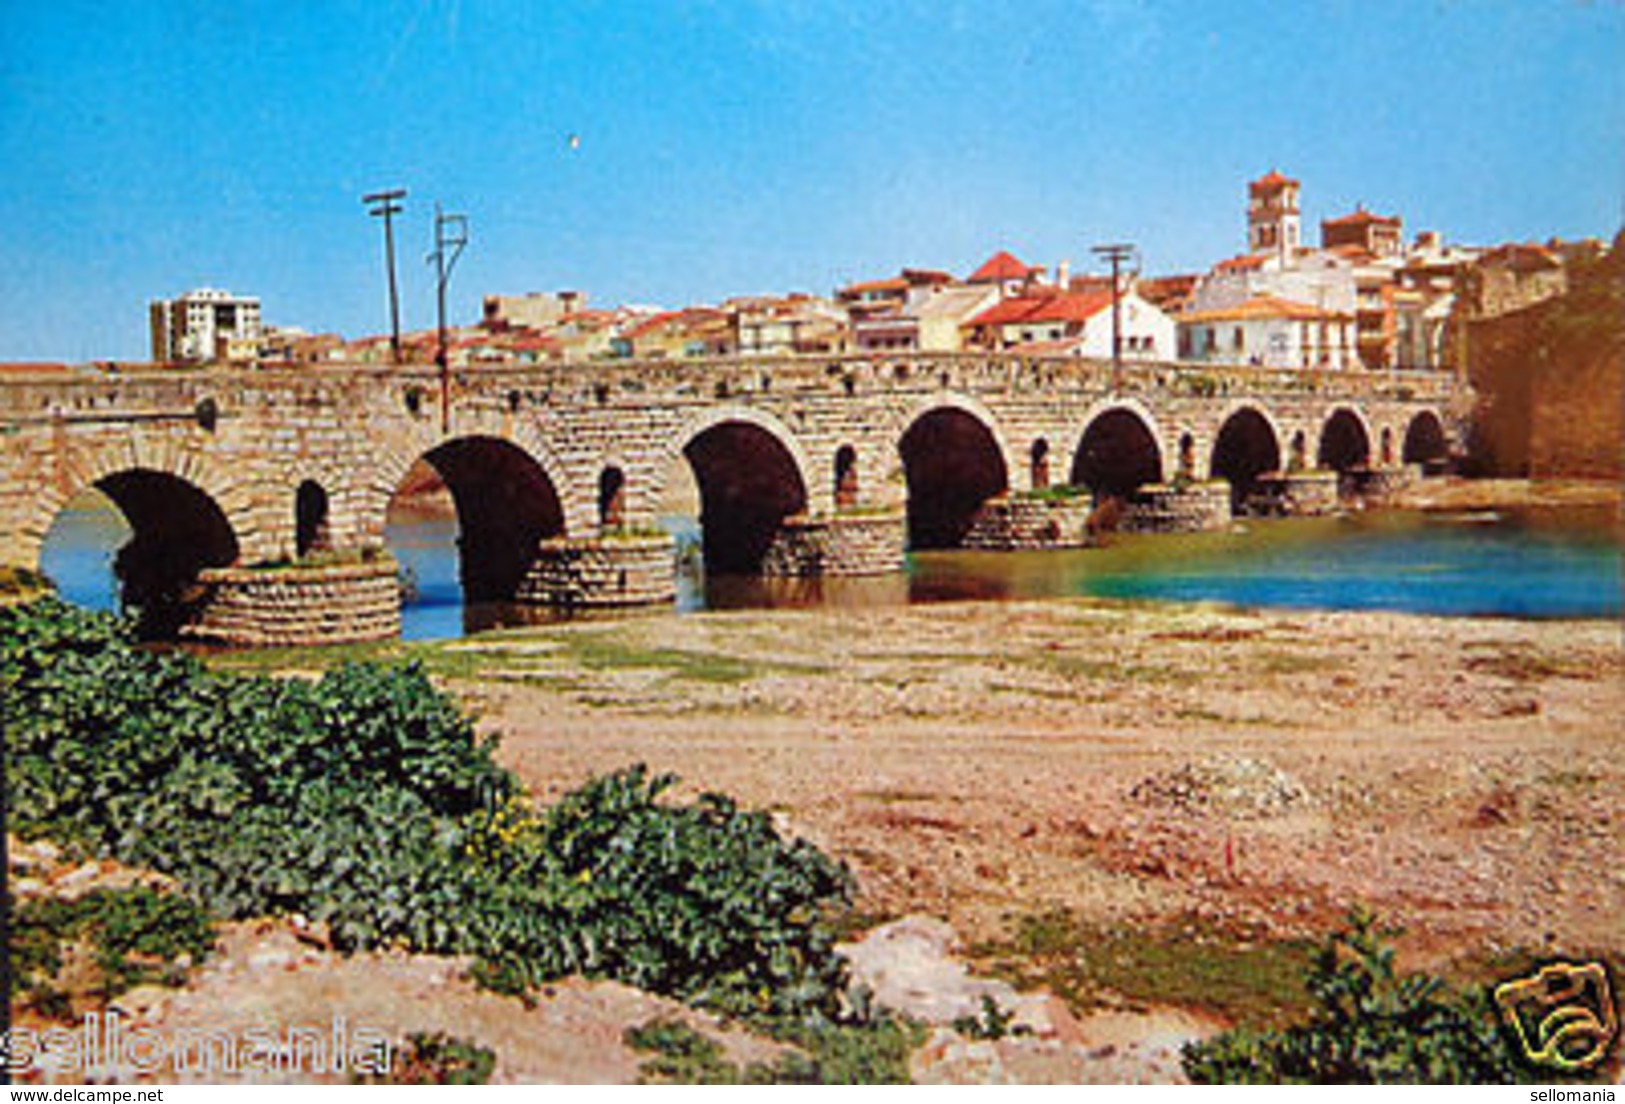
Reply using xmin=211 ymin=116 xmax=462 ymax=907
xmin=761 ymin=512 xmax=907 ymax=576
xmin=181 ymin=555 xmax=402 ymax=647
xmin=518 ymin=533 xmax=678 ymax=609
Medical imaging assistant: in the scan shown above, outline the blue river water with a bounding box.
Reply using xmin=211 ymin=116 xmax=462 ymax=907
xmin=38 ymin=496 xmax=1624 ymax=642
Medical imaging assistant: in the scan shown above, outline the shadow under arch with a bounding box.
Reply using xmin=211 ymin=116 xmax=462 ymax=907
xmin=683 ymin=420 xmax=809 ymax=573
xmin=1071 ymin=407 xmax=1164 ymax=498
xmin=1211 ymin=406 xmax=1282 ymax=514
xmin=1318 ymin=407 xmax=1372 ymax=472
xmin=1403 ymin=409 xmax=1449 ymax=466
xmin=400 ymin=435 xmax=566 ymax=604
xmin=899 ymin=406 xmax=1008 ymax=549
xmin=40 ymin=467 xmax=240 ymax=638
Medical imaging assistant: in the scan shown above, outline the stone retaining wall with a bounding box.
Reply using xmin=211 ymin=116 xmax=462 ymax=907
xmin=963 ymin=496 xmax=1094 ymax=550
xmin=519 ymin=534 xmax=677 ymax=608
xmin=762 ymin=512 xmax=907 ymax=576
xmin=184 ymin=559 xmax=402 ymax=647
xmin=1248 ymin=471 xmax=1343 ymax=516
xmin=1123 ymin=483 xmax=1232 ymax=533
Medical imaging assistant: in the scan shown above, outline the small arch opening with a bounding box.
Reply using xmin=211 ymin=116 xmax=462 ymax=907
xmin=295 ymin=480 xmax=331 ymax=558
xmin=1030 ymin=438 xmax=1051 ymax=490
xmin=834 ymin=445 xmax=859 ymax=508
xmin=599 ymin=466 xmax=627 ymax=530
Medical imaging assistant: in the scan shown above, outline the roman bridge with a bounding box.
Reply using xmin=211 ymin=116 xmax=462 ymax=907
xmin=0 ymin=353 xmax=1467 ymax=644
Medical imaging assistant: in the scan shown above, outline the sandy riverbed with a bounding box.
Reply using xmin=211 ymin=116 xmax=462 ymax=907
xmin=439 ymin=591 xmax=1622 ymax=965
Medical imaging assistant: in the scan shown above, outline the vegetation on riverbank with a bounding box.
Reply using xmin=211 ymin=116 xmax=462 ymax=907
xmin=2 ymin=599 xmax=883 ymax=1054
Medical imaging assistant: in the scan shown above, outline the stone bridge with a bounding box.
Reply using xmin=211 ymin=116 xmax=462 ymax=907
xmin=0 ymin=354 xmax=1467 ymax=643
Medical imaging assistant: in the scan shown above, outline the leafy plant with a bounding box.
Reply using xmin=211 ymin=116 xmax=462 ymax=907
xmin=625 ymin=1014 xmax=923 ymax=1084
xmin=1181 ymin=909 xmax=1545 ymax=1084
xmin=372 ymin=1033 xmax=497 ymax=1085
xmin=11 ymin=886 xmax=215 ymax=1014
xmin=2 ymin=598 xmax=858 ymax=1024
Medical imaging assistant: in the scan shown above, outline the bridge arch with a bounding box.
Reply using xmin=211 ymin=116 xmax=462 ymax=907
xmin=1402 ymin=409 xmax=1450 ymax=466
xmin=25 ymin=436 xmax=251 ymax=568
xmin=383 ymin=434 xmax=567 ymax=604
xmin=676 ymin=411 xmax=811 ymax=573
xmin=1070 ymin=403 xmax=1166 ymax=498
xmin=1317 ymin=406 xmax=1373 ymax=473
xmin=40 ymin=466 xmax=241 ymax=638
xmin=898 ymin=400 xmax=1009 ymax=549
xmin=1210 ymin=404 xmax=1283 ymax=513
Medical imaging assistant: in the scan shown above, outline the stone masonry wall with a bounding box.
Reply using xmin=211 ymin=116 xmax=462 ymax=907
xmin=184 ymin=559 xmax=401 ymax=647
xmin=518 ymin=534 xmax=677 ymax=608
xmin=963 ymin=496 xmax=1094 ymax=550
xmin=1123 ymin=483 xmax=1232 ymax=533
xmin=761 ymin=513 xmax=907 ymax=576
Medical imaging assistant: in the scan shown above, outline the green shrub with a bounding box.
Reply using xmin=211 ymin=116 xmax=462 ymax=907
xmin=11 ymin=886 xmax=215 ymax=1013
xmin=625 ymin=1015 xmax=923 ymax=1084
xmin=371 ymin=1033 xmax=497 ymax=1085
xmin=2 ymin=598 xmax=856 ymax=1022
xmin=1181 ymin=910 xmax=1540 ymax=1084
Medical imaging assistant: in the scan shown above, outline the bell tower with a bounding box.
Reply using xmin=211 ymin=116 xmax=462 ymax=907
xmin=1248 ymin=169 xmax=1301 ymax=259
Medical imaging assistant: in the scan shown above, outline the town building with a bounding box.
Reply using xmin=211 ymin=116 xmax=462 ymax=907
xmin=482 ymin=291 xmax=588 ymax=331
xmin=966 ymin=250 xmax=1046 ymax=297
xmin=733 ymin=294 xmax=848 ymax=356
xmin=963 ymin=288 xmax=1175 ymax=359
xmin=149 ymin=288 xmax=262 ymax=364
xmin=1178 ymin=295 xmax=1356 ymax=370
xmin=1247 ymin=170 xmax=1302 ymax=260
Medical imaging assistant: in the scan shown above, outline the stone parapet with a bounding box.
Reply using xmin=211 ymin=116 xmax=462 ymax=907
xmin=963 ymin=495 xmax=1093 ymax=550
xmin=1123 ymin=483 xmax=1232 ymax=533
xmin=519 ymin=534 xmax=677 ymax=608
xmin=762 ymin=512 xmax=907 ymax=577
xmin=184 ymin=558 xmax=402 ymax=647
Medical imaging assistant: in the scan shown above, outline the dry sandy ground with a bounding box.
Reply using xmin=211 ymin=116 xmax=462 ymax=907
xmin=455 ymin=596 xmax=1622 ymax=960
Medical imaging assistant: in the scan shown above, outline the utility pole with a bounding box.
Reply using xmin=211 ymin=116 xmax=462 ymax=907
xmin=1091 ymin=242 xmax=1137 ymax=388
xmin=362 ymin=189 xmax=407 ymax=364
xmin=428 ymin=204 xmax=469 ymax=432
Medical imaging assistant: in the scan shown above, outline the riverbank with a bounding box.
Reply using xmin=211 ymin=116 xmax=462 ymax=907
xmin=1390 ymin=475 xmax=1622 ymax=514
xmin=429 ymin=598 xmax=1619 ymax=966
xmin=23 ymin=593 xmax=1618 ymax=1082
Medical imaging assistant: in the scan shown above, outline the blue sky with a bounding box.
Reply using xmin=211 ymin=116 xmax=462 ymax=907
xmin=2 ymin=0 xmax=1621 ymax=361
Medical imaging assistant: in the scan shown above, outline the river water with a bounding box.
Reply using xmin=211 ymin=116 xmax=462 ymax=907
xmin=39 ymin=497 xmax=1623 ymax=642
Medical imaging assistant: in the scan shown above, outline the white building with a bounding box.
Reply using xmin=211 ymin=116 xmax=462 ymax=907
xmin=149 ymin=288 xmax=263 ymax=364
xmin=1177 ymin=295 xmax=1356 ymax=370
xmin=964 ymin=288 xmax=1176 ymax=359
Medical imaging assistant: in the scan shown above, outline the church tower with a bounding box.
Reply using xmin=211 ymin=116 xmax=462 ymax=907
xmin=1248 ymin=169 xmax=1301 ymax=259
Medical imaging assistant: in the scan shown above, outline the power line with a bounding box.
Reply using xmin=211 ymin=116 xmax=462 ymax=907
xmin=363 ymin=188 xmax=407 ymax=364
xmin=429 ymin=204 xmax=469 ymax=432
xmin=1091 ymin=241 xmax=1138 ymax=386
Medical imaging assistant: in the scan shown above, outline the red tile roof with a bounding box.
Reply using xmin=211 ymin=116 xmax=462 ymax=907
xmin=1182 ymin=296 xmax=1348 ymax=323
xmin=1250 ymin=169 xmax=1299 ymax=193
xmin=1323 ymin=208 xmax=1400 ymax=228
xmin=967 ymin=250 xmax=1040 ymax=284
xmin=0 ymin=361 xmax=73 ymax=373
xmin=840 ymin=276 xmax=910 ymax=296
xmin=1215 ymin=252 xmax=1272 ymax=273
xmin=968 ymin=290 xmax=1114 ymax=328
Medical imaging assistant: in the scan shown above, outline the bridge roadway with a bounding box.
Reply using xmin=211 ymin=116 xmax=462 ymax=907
xmin=0 ymin=353 xmax=1466 ymax=643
